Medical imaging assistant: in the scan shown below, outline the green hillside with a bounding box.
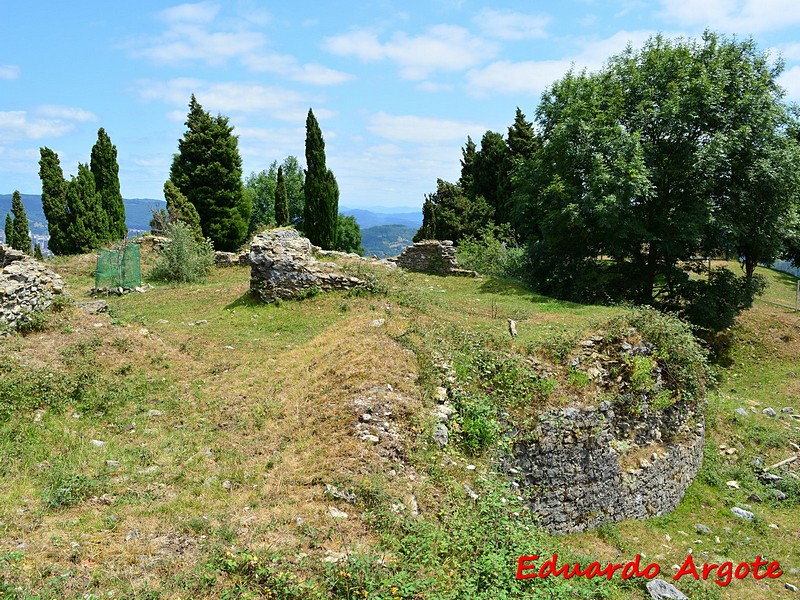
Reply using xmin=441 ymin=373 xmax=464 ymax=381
xmin=0 ymin=250 xmax=798 ymax=599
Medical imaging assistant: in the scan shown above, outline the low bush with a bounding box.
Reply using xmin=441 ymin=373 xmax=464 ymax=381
xmin=148 ymin=221 xmax=214 ymax=284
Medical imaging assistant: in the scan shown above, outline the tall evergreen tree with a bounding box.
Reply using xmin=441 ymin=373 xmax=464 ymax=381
xmin=303 ymin=109 xmax=338 ymax=249
xmin=33 ymin=243 xmax=44 ymax=261
xmin=66 ymin=163 xmax=107 ymax=253
xmin=4 ymin=214 xmax=13 ymax=248
xmin=507 ymin=107 xmax=538 ymax=160
xmin=459 ymin=136 xmax=478 ymax=197
xmin=90 ymin=128 xmax=127 ymax=240
xmin=164 ymin=180 xmax=203 ymax=241
xmin=274 ymin=166 xmax=289 ymax=227
xmin=38 ymin=147 xmax=71 ymax=255
xmin=10 ymin=191 xmax=32 ymax=254
xmin=170 ymin=94 xmax=250 ymax=251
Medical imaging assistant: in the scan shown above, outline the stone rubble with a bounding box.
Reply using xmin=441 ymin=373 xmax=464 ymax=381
xmin=392 ymin=240 xmax=477 ymax=276
xmin=0 ymin=243 xmax=65 ymax=330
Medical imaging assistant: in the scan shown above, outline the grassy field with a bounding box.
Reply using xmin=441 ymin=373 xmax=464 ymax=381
xmin=0 ymin=249 xmax=798 ymax=599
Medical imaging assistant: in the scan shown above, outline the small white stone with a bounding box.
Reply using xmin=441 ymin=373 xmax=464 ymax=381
xmin=90 ymin=439 xmax=106 ymax=447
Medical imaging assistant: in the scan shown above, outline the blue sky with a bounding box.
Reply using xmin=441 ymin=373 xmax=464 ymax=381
xmin=3 ymin=1 xmax=800 ymax=210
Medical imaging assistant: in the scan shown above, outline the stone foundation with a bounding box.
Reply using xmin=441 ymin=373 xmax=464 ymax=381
xmin=508 ymin=399 xmax=704 ymax=534
xmin=394 ymin=240 xmax=476 ymax=276
xmin=249 ymin=229 xmax=365 ymax=303
xmin=0 ymin=244 xmax=65 ymax=330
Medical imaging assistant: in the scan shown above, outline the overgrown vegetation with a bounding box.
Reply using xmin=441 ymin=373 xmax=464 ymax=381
xmin=148 ymin=220 xmax=214 ymax=283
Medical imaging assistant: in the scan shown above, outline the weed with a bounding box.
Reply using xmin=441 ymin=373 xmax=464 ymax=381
xmin=41 ymin=465 xmax=103 ymax=510
xmin=16 ymin=309 xmax=49 ymax=335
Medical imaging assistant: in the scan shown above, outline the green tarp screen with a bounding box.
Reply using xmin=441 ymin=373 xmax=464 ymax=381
xmin=95 ymin=244 xmax=142 ymax=289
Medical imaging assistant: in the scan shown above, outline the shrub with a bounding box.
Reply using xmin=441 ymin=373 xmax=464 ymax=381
xmin=456 ymin=225 xmax=527 ymax=280
xmin=148 ymin=221 xmax=214 ymax=284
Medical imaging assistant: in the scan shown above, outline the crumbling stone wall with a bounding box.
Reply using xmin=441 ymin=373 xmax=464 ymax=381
xmin=507 ymin=399 xmax=704 ymax=534
xmin=394 ymin=240 xmax=475 ymax=276
xmin=0 ymin=244 xmax=65 ymax=329
xmin=249 ymin=229 xmax=364 ymax=302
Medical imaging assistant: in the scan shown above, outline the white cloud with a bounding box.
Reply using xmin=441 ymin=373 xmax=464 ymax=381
xmin=138 ymin=79 xmax=332 ymax=123
xmin=0 ymin=65 xmax=20 ymax=80
xmin=774 ymin=42 xmax=800 ymax=61
xmin=157 ymin=1 xmax=220 ymax=25
xmin=241 ymin=53 xmax=353 ymax=85
xmin=778 ymin=65 xmax=800 ymax=100
xmin=0 ymin=106 xmax=98 ymax=142
xmin=131 ymin=4 xmax=348 ymax=85
xmin=37 ymin=105 xmax=98 ymax=122
xmin=466 ymin=30 xmax=655 ymax=97
xmin=659 ymin=0 xmax=800 ymax=33
xmin=473 ymin=8 xmax=549 ymax=40
xmin=368 ymin=112 xmax=487 ymax=144
xmin=133 ymin=24 xmax=266 ymax=67
xmin=324 ymin=25 xmax=498 ymax=80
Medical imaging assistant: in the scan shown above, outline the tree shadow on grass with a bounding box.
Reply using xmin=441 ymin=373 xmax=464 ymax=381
xmin=477 ymin=277 xmax=586 ymax=308
xmin=225 ymin=289 xmax=263 ymax=310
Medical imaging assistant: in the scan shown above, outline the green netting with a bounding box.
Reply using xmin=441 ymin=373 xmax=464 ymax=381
xmin=95 ymin=244 xmax=142 ymax=289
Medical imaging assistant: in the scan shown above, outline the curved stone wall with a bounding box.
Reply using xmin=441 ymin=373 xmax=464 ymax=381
xmin=507 ymin=399 xmax=704 ymax=534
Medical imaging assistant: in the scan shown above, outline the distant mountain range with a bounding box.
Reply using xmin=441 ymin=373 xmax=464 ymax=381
xmin=1 ymin=194 xmax=420 ymax=256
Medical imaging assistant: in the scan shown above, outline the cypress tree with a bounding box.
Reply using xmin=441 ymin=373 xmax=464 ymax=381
xmin=303 ymin=109 xmax=338 ymax=249
xmin=170 ymin=94 xmax=251 ymax=251
xmin=38 ymin=147 xmax=71 ymax=255
xmin=274 ymin=166 xmax=289 ymax=227
xmin=164 ymin=179 xmax=203 ymax=241
xmin=66 ymin=163 xmax=107 ymax=253
xmin=33 ymin=243 xmax=44 ymax=261
xmin=507 ymin=107 xmax=538 ymax=160
xmin=10 ymin=191 xmax=32 ymax=254
xmin=4 ymin=214 xmax=13 ymax=248
xmin=90 ymin=128 xmax=127 ymax=241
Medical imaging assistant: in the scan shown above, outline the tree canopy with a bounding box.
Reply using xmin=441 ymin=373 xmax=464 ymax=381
xmin=508 ymin=32 xmax=800 ymax=330
xmin=170 ymin=95 xmax=251 ymax=251
xmin=38 ymin=147 xmax=71 ymax=255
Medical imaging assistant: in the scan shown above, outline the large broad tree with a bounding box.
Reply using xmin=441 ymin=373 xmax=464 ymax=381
xmin=303 ymin=109 xmax=338 ymax=249
xmin=38 ymin=147 xmax=71 ymax=255
xmin=10 ymin=191 xmax=32 ymax=254
xmin=90 ymin=128 xmax=127 ymax=241
xmin=335 ymin=214 xmax=364 ymax=254
xmin=170 ymin=94 xmax=251 ymax=251
xmin=513 ymin=32 xmax=800 ymax=329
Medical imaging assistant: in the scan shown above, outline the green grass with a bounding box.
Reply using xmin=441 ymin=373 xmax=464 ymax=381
xmin=0 ymin=253 xmax=798 ymax=599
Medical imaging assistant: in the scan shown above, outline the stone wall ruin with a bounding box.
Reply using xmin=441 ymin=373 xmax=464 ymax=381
xmin=0 ymin=243 xmax=65 ymax=330
xmin=249 ymin=229 xmax=365 ymax=303
xmin=394 ymin=240 xmax=476 ymax=276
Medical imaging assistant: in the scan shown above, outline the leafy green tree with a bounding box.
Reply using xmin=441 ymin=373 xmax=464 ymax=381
xmin=10 ymin=191 xmax=32 ymax=254
xmin=303 ymin=109 xmax=338 ymax=249
xmin=38 ymin=147 xmax=71 ymax=255
xmin=4 ymin=214 xmax=12 ymax=248
xmin=335 ymin=214 xmax=363 ymax=254
xmin=65 ymin=163 xmax=107 ymax=253
xmin=90 ymin=128 xmax=127 ymax=241
xmin=170 ymin=94 xmax=251 ymax=251
xmin=164 ymin=180 xmax=203 ymax=241
xmin=274 ymin=166 xmax=289 ymax=227
xmin=513 ymin=32 xmax=800 ymax=329
xmin=246 ymin=156 xmax=305 ymax=232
